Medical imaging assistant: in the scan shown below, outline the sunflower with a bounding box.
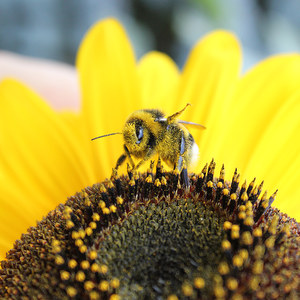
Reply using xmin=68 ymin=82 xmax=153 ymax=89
xmin=0 ymin=19 xmax=299 ymax=299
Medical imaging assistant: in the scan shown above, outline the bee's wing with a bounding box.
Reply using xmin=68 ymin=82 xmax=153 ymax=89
xmin=178 ymin=120 xmax=206 ymax=129
xmin=155 ymin=118 xmax=206 ymax=129
xmin=154 ymin=117 xmax=167 ymax=122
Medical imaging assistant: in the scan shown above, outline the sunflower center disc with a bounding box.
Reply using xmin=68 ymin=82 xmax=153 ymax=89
xmin=97 ymin=199 xmax=225 ymax=298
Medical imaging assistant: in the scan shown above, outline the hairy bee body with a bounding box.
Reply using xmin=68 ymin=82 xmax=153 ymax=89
xmin=119 ymin=106 xmax=199 ymax=172
xmin=156 ymin=121 xmax=199 ymax=170
xmin=92 ymin=104 xmax=204 ymax=186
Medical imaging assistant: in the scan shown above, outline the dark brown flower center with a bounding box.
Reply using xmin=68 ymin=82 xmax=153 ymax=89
xmin=97 ymin=199 xmax=225 ymax=298
xmin=0 ymin=160 xmax=299 ymax=300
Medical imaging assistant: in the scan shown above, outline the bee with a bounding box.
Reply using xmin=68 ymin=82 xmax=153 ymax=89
xmin=92 ymin=103 xmax=205 ymax=185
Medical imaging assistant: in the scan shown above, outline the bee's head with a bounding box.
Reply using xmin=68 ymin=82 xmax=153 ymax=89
xmin=123 ymin=120 xmax=150 ymax=155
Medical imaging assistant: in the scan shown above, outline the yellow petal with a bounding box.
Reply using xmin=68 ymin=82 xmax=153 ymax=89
xmin=209 ymin=54 xmax=300 ymax=220
xmin=138 ymin=51 xmax=179 ymax=113
xmin=176 ymin=31 xmax=241 ymax=168
xmin=77 ymin=18 xmax=140 ymax=177
xmin=244 ymin=90 xmax=300 ymax=219
xmin=218 ymin=55 xmax=300 ymax=168
xmin=0 ymin=79 xmax=94 ymax=259
xmin=59 ymin=110 xmax=93 ymax=166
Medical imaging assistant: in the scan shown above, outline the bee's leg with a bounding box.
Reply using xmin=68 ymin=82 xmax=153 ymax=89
xmin=173 ymin=157 xmax=189 ymax=188
xmin=123 ymin=145 xmax=136 ymax=169
xmin=134 ymin=148 xmax=154 ymax=171
xmin=177 ymin=132 xmax=190 ymax=188
xmin=115 ymin=145 xmax=135 ymax=170
xmin=155 ymin=157 xmax=164 ymax=178
xmin=115 ymin=153 xmax=127 ymax=169
xmin=174 ymin=155 xmax=189 ymax=188
xmin=180 ymin=163 xmax=189 ymax=188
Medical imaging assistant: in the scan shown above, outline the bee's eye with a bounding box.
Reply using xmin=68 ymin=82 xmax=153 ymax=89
xmin=136 ymin=125 xmax=144 ymax=144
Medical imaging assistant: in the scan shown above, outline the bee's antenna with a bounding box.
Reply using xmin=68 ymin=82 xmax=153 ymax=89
xmin=91 ymin=132 xmax=122 ymax=141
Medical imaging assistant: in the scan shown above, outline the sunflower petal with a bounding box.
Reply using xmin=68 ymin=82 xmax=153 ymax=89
xmin=77 ymin=19 xmax=140 ymax=176
xmin=244 ymin=90 xmax=300 ymax=219
xmin=138 ymin=51 xmax=179 ymax=113
xmin=0 ymin=79 xmax=94 ymax=259
xmin=177 ymin=31 xmax=241 ymax=167
xmin=214 ymin=55 xmax=300 ymax=173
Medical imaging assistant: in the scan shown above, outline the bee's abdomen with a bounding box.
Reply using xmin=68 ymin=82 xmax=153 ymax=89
xmin=187 ymin=133 xmax=199 ymax=168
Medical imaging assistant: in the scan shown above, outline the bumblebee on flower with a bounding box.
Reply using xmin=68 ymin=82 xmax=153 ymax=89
xmin=0 ymin=18 xmax=300 ymax=299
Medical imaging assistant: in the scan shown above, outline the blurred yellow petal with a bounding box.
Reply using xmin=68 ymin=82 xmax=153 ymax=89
xmin=244 ymin=90 xmax=300 ymax=217
xmin=0 ymin=79 xmax=94 ymax=259
xmin=218 ymin=55 xmax=300 ymax=170
xmin=208 ymin=55 xmax=300 ymax=218
xmin=138 ymin=51 xmax=179 ymax=112
xmin=77 ymin=18 xmax=140 ymax=177
xmin=177 ymin=31 xmax=241 ymax=166
xmin=58 ymin=110 xmax=92 ymax=167
xmin=0 ymin=184 xmax=34 ymax=254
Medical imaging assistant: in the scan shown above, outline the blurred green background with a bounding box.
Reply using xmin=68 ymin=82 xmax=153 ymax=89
xmin=0 ymin=0 xmax=299 ymax=71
